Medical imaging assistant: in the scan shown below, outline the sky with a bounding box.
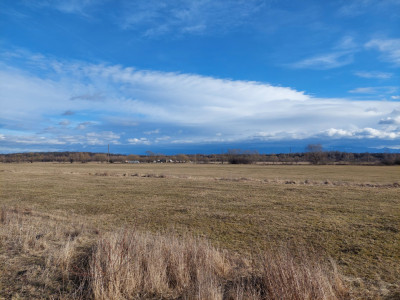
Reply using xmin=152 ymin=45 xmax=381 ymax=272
xmin=1 ymin=0 xmax=400 ymax=154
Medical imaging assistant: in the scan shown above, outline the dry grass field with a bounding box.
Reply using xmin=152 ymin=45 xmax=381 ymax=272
xmin=0 ymin=163 xmax=399 ymax=299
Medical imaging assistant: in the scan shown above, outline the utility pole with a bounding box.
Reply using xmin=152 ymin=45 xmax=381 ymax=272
xmin=108 ymin=144 xmax=110 ymax=163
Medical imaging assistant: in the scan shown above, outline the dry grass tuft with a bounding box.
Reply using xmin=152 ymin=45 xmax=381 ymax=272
xmin=0 ymin=205 xmax=352 ymax=299
xmin=0 ymin=206 xmax=95 ymax=299
xmin=90 ymin=229 xmax=231 ymax=300
xmin=90 ymin=229 xmax=349 ymax=300
xmin=257 ymin=250 xmax=347 ymax=300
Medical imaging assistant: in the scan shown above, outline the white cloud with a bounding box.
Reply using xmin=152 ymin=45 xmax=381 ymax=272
xmin=373 ymin=145 xmax=400 ymax=150
xmin=58 ymin=120 xmax=70 ymax=126
xmin=155 ymin=136 xmax=170 ymax=142
xmin=1 ymin=130 xmax=121 ymax=147
xmin=85 ymin=131 xmax=120 ymax=145
xmin=365 ymin=107 xmax=379 ymax=113
xmin=76 ymin=121 xmax=94 ymax=130
xmin=127 ymin=138 xmax=150 ymax=145
xmin=2 ymin=51 xmax=400 ymax=151
xmin=336 ymin=36 xmax=357 ymax=50
xmin=290 ymin=52 xmax=354 ymax=69
xmin=337 ymin=0 xmax=400 ymax=17
xmin=289 ymin=37 xmax=358 ymax=70
xmin=354 ymin=71 xmax=392 ymax=79
xmin=348 ymin=86 xmax=398 ymax=94
xmin=392 ymin=95 xmax=400 ymax=100
xmin=324 ymin=128 xmax=354 ymax=138
xmin=26 ymin=0 xmax=99 ymax=16
xmin=2 ymin=135 xmax=67 ymax=145
xmin=70 ymin=92 xmax=104 ymax=101
xmin=366 ymin=38 xmax=400 ymax=66
xmin=390 ymin=109 xmax=400 ymax=116
xmin=18 ymin=0 xmax=290 ymax=40
xmin=118 ymin=1 xmax=264 ymax=36
xmin=62 ymin=110 xmax=75 ymax=116
xmin=322 ymin=127 xmax=400 ymax=139
xmin=379 ymin=116 xmax=400 ymax=125
xmin=144 ymin=129 xmax=160 ymax=135
xmin=349 ymin=87 xmax=377 ymax=94
xmin=356 ymin=128 xmax=399 ymax=139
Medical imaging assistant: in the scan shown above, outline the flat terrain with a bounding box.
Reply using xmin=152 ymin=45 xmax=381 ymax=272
xmin=1 ymin=163 xmax=399 ymax=298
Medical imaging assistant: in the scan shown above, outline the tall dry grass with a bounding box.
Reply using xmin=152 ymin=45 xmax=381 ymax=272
xmin=225 ymin=250 xmax=348 ymax=300
xmin=0 ymin=206 xmax=93 ymax=298
xmin=0 ymin=206 xmax=350 ymax=299
xmin=90 ymin=229 xmax=231 ymax=299
xmin=90 ymin=229 xmax=349 ymax=300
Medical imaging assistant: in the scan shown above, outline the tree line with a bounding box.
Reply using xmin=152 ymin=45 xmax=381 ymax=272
xmin=1 ymin=147 xmax=399 ymax=165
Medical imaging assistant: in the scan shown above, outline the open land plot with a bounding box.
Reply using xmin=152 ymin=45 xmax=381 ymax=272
xmin=0 ymin=163 xmax=399 ymax=299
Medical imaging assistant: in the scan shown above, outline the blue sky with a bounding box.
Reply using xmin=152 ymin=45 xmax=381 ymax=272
xmin=1 ymin=0 xmax=400 ymax=154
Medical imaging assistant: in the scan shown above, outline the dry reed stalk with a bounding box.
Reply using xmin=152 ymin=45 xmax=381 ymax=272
xmin=90 ymin=229 xmax=231 ymax=300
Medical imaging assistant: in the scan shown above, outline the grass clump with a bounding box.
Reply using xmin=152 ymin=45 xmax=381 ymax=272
xmin=0 ymin=206 xmax=350 ymax=299
xmin=0 ymin=206 xmax=93 ymax=299
xmin=90 ymin=229 xmax=230 ymax=299
xmin=89 ymin=230 xmax=348 ymax=300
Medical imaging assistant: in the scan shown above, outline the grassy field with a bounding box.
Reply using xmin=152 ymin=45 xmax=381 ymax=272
xmin=0 ymin=163 xmax=399 ymax=299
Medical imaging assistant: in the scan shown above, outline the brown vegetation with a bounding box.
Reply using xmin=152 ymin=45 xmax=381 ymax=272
xmin=1 ymin=150 xmax=400 ymax=165
xmin=1 ymin=163 xmax=399 ymax=299
xmin=0 ymin=207 xmax=349 ymax=299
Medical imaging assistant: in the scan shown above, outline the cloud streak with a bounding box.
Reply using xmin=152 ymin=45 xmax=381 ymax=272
xmin=1 ymin=51 xmax=400 ymax=152
xmin=117 ymin=0 xmax=264 ymax=36
xmin=366 ymin=38 xmax=400 ymax=66
xmin=289 ymin=36 xmax=359 ymax=70
xmin=354 ymin=71 xmax=393 ymax=79
xmin=290 ymin=52 xmax=354 ymax=69
xmin=348 ymin=86 xmax=398 ymax=94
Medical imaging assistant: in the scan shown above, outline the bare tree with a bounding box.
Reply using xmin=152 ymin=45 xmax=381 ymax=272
xmin=305 ymin=144 xmax=326 ymax=164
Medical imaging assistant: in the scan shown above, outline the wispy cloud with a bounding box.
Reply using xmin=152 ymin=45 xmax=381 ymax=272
xmin=144 ymin=129 xmax=160 ymax=135
xmin=354 ymin=71 xmax=393 ymax=79
xmin=1 ymin=50 xmax=400 ymax=152
xmin=322 ymin=127 xmax=400 ymax=139
xmin=17 ymin=0 xmax=270 ymax=38
xmin=127 ymin=137 xmax=150 ymax=145
xmin=76 ymin=121 xmax=94 ymax=130
xmin=290 ymin=51 xmax=354 ymax=69
xmin=118 ymin=0 xmax=264 ymax=36
xmin=378 ymin=116 xmax=400 ymax=125
xmin=62 ymin=110 xmax=75 ymax=116
xmin=85 ymin=131 xmax=120 ymax=145
xmin=26 ymin=0 xmax=100 ymax=16
xmin=336 ymin=36 xmax=358 ymax=50
xmin=289 ymin=37 xmax=357 ymax=69
xmin=378 ymin=109 xmax=400 ymax=125
xmin=366 ymin=38 xmax=400 ymax=66
xmin=372 ymin=145 xmax=400 ymax=150
xmin=348 ymin=86 xmax=398 ymax=94
xmin=58 ymin=120 xmax=70 ymax=126
xmin=337 ymin=0 xmax=400 ymax=17
xmin=70 ymin=93 xmax=105 ymax=101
